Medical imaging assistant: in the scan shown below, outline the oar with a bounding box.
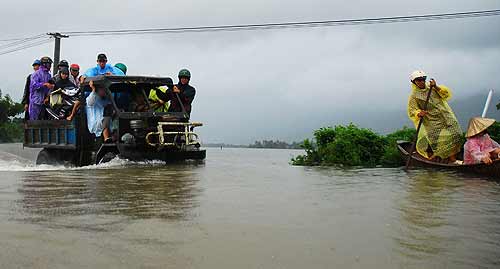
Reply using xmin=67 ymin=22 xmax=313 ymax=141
xmin=405 ymin=84 xmax=434 ymax=170
xmin=175 ymin=90 xmax=189 ymax=120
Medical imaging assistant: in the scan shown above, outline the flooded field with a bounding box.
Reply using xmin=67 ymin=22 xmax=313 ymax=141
xmin=0 ymin=144 xmax=499 ymax=268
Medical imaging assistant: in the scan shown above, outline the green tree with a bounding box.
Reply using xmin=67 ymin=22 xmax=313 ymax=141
xmin=0 ymin=90 xmax=24 ymax=143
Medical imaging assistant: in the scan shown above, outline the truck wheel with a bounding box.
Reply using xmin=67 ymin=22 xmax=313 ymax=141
xmin=98 ymin=152 xmax=117 ymax=164
xmin=36 ymin=149 xmax=60 ymax=165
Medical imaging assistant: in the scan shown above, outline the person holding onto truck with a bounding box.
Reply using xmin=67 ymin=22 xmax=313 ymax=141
xmin=154 ymin=69 xmax=196 ymax=116
xmin=29 ymin=56 xmax=54 ymax=120
xmin=22 ymin=59 xmax=41 ymax=120
xmin=69 ymin=64 xmax=81 ymax=88
xmin=86 ymin=80 xmax=113 ymax=142
xmin=82 ymin=54 xmax=124 ymax=80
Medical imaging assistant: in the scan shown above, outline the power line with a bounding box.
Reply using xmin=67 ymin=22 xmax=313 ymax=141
xmin=63 ymin=9 xmax=500 ymax=36
xmin=0 ymin=34 xmax=46 ymax=50
xmin=0 ymin=9 xmax=499 ymax=57
xmin=0 ymin=38 xmax=52 ymax=56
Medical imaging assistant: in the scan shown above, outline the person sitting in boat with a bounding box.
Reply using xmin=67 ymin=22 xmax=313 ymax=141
xmin=86 ymin=80 xmax=113 ymax=143
xmin=407 ymin=70 xmax=462 ymax=163
xmin=464 ymin=117 xmax=500 ymax=165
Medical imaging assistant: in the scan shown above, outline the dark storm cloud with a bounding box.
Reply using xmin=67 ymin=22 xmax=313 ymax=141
xmin=1 ymin=0 xmax=499 ymax=143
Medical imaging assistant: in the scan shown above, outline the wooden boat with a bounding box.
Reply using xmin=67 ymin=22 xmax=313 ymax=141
xmin=397 ymin=140 xmax=500 ymax=180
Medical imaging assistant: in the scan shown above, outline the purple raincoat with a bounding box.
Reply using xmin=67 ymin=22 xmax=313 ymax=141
xmin=29 ymin=66 xmax=52 ymax=120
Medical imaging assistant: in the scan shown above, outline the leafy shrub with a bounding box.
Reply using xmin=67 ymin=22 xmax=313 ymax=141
xmin=292 ymin=124 xmax=386 ymax=167
xmin=380 ymin=127 xmax=416 ymax=166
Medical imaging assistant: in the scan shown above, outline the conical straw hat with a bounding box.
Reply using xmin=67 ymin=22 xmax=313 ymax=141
xmin=466 ymin=117 xmax=496 ymax=138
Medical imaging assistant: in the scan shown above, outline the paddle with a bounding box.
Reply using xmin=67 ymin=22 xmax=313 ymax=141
xmin=405 ymin=84 xmax=434 ymax=170
xmin=175 ymin=91 xmax=189 ymax=120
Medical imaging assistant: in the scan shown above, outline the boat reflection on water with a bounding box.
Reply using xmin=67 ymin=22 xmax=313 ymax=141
xmin=15 ymin=164 xmax=204 ymax=230
xmin=394 ymin=170 xmax=462 ymax=267
xmin=394 ymin=170 xmax=500 ymax=267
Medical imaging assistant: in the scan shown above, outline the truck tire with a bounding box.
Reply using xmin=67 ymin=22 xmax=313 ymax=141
xmin=98 ymin=152 xmax=117 ymax=164
xmin=36 ymin=149 xmax=60 ymax=165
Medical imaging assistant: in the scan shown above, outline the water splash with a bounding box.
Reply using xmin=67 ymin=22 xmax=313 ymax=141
xmin=0 ymin=150 xmax=166 ymax=172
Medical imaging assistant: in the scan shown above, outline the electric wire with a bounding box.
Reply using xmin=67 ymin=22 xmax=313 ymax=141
xmin=0 ymin=38 xmax=52 ymax=56
xmin=62 ymin=9 xmax=500 ymax=36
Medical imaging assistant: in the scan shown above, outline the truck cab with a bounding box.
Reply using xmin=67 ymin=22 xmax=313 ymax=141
xmin=24 ymin=75 xmax=206 ymax=166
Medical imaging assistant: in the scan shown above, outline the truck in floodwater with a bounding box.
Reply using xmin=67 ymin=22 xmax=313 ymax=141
xmin=23 ymin=75 xmax=206 ymax=166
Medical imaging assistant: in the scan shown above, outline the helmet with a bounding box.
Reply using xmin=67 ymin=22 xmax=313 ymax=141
xmin=114 ymin=63 xmax=127 ymax=74
xmin=32 ymin=59 xmax=41 ymax=66
xmin=70 ymin=64 xmax=80 ymax=70
xmin=60 ymin=67 xmax=69 ymax=75
xmin=178 ymin=69 xmax=191 ymax=78
xmin=58 ymin=60 xmax=69 ymax=67
xmin=410 ymin=70 xmax=427 ymax=82
xmin=40 ymin=56 xmax=53 ymax=64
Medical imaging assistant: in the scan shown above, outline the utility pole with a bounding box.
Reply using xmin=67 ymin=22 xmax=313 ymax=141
xmin=47 ymin=33 xmax=69 ymax=75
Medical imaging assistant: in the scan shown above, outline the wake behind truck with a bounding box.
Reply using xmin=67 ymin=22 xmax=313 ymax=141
xmin=24 ymin=75 xmax=206 ymax=166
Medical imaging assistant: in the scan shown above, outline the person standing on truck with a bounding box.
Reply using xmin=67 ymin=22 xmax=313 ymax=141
xmin=86 ymin=80 xmax=113 ymax=143
xmin=154 ymin=69 xmax=196 ymax=116
xmin=69 ymin=64 xmax=81 ymax=88
xmin=53 ymin=68 xmax=76 ymax=90
xmin=81 ymin=54 xmax=124 ymax=81
xmin=53 ymin=60 xmax=69 ymax=82
xmin=22 ymin=59 xmax=41 ymax=120
xmin=29 ymin=57 xmax=54 ymax=120
xmin=114 ymin=63 xmax=127 ymax=75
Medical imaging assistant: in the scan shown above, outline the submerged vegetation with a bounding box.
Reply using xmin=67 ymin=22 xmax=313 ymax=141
xmin=291 ymin=124 xmax=416 ymax=167
xmin=0 ymin=90 xmax=23 ymax=143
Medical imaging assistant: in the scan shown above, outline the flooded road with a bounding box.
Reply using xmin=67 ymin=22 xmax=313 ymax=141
xmin=0 ymin=144 xmax=499 ymax=268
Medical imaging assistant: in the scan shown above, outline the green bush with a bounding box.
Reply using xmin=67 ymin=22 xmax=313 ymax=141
xmin=488 ymin=122 xmax=500 ymax=142
xmin=380 ymin=127 xmax=416 ymax=166
xmin=292 ymin=124 xmax=387 ymax=167
xmin=292 ymin=125 xmax=426 ymax=167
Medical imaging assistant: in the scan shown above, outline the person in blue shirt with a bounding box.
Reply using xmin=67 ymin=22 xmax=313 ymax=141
xmin=82 ymin=54 xmax=124 ymax=81
xmin=85 ymin=80 xmax=113 ymax=142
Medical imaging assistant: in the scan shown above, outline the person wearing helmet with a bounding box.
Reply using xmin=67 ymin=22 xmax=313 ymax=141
xmin=29 ymin=57 xmax=55 ymax=120
xmin=114 ymin=63 xmax=127 ymax=75
xmin=53 ymin=67 xmax=75 ymax=90
xmin=69 ymin=64 xmax=81 ymax=88
xmin=21 ymin=59 xmax=42 ymax=120
xmin=53 ymin=60 xmax=70 ymax=82
xmin=82 ymin=54 xmax=124 ymax=81
xmin=463 ymin=117 xmax=500 ymax=165
xmin=151 ymin=69 xmax=196 ymax=116
xmin=407 ymin=70 xmax=462 ymax=163
xmin=166 ymin=69 xmax=196 ymax=115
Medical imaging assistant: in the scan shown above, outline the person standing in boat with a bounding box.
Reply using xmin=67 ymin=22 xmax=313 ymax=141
xmin=463 ymin=117 xmax=500 ymax=165
xmin=407 ymin=70 xmax=462 ymax=163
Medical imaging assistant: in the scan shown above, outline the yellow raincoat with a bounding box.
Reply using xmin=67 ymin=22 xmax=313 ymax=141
xmin=149 ymin=86 xmax=170 ymax=112
xmin=407 ymin=83 xmax=462 ymax=159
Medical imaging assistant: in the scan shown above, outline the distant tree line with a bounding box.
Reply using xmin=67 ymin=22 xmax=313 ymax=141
xmin=0 ymin=90 xmax=24 ymax=143
xmin=248 ymin=140 xmax=302 ymax=149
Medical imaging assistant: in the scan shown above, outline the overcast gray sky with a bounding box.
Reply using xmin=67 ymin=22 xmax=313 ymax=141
xmin=1 ymin=0 xmax=499 ymax=144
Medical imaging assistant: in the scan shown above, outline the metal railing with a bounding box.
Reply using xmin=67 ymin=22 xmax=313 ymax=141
xmin=145 ymin=122 xmax=203 ymax=148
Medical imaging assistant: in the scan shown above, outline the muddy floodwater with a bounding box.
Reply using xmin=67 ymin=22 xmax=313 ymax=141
xmin=0 ymin=144 xmax=499 ymax=268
